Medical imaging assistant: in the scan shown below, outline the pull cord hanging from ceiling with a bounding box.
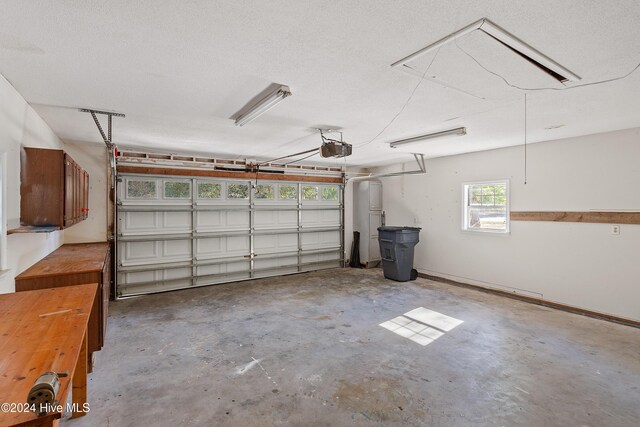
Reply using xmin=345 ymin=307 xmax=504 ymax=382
xmin=524 ymin=92 xmax=528 ymax=185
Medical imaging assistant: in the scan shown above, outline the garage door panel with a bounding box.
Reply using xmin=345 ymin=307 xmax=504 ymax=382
xmin=119 ymin=267 xmax=191 ymax=288
xmin=120 ymin=270 xmax=156 ymax=285
xmin=117 ymin=173 xmax=343 ymax=297
xmin=122 ymin=211 xmax=159 ymax=233
xmin=254 ymin=210 xmax=298 ymax=229
xmin=121 ymin=240 xmax=192 ymax=265
xmin=197 ymin=262 xmax=252 ymax=276
xmin=196 ymin=237 xmax=223 ymax=256
xmin=254 ymin=255 xmax=299 ymax=276
xmin=196 ymin=236 xmax=250 ymax=258
xmin=302 ymin=251 xmax=341 ymax=262
xmin=254 ymin=255 xmax=298 ymax=270
xmin=195 ymin=273 xmax=250 ymax=286
xmin=196 ymin=210 xmax=249 ymax=231
xmin=162 ymin=211 xmax=191 ymax=232
xmin=254 ymin=233 xmax=298 ymax=253
xmin=164 ymin=267 xmax=192 ymax=280
xmin=301 ymin=231 xmax=341 ymax=250
xmin=300 ymin=252 xmax=341 ymax=271
xmin=227 ymin=235 xmax=250 ymax=253
xmin=123 ymin=241 xmax=159 ymax=263
xmin=122 ymin=211 xmax=192 ymax=235
xmin=196 ymin=210 xmax=221 ymax=228
xmin=301 ymin=210 xmax=340 ymax=227
xmin=195 ymin=262 xmax=251 ymax=285
xmin=163 ymin=240 xmax=192 ymax=259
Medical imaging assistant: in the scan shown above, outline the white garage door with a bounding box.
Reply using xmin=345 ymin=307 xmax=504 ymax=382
xmin=116 ymin=173 xmax=343 ymax=297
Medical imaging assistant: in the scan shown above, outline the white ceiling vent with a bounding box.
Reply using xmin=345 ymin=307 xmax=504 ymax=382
xmin=392 ymin=18 xmax=581 ymax=91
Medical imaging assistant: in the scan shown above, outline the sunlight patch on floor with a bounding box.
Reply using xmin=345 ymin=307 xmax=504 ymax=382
xmin=379 ymin=307 xmax=463 ymax=346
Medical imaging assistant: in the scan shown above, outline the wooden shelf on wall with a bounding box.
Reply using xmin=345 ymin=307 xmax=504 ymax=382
xmin=511 ymin=211 xmax=640 ymax=225
xmin=7 ymin=226 xmax=61 ymax=235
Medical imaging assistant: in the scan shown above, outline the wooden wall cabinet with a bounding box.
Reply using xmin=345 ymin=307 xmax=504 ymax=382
xmin=20 ymin=147 xmax=89 ymax=228
xmin=15 ymin=243 xmax=111 ymax=371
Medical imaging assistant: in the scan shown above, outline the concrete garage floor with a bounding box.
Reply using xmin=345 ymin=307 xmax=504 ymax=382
xmin=68 ymin=268 xmax=640 ymax=426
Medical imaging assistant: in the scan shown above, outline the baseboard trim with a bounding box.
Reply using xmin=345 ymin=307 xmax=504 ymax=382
xmin=418 ymin=273 xmax=640 ymax=329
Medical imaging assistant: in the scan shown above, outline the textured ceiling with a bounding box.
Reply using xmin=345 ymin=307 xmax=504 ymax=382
xmin=1 ymin=0 xmax=639 ymax=166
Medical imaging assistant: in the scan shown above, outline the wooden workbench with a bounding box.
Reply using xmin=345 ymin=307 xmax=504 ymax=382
xmin=15 ymin=242 xmax=111 ymax=371
xmin=0 ymin=284 xmax=96 ymax=426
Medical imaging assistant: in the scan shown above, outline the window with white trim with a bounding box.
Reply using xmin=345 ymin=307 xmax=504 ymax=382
xmin=462 ymin=180 xmax=509 ymax=233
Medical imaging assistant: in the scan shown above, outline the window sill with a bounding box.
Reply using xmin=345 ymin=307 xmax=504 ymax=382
xmin=461 ymin=229 xmax=511 ymax=237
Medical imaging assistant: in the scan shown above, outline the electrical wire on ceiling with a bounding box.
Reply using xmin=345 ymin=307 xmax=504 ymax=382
xmin=355 ymin=47 xmax=442 ymax=149
xmin=453 ymin=37 xmax=640 ymax=92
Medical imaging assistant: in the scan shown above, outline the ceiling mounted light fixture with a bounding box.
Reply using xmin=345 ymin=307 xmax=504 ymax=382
xmin=392 ymin=18 xmax=581 ymax=83
xmin=235 ymin=84 xmax=292 ymax=126
xmin=389 ymin=127 xmax=467 ymax=148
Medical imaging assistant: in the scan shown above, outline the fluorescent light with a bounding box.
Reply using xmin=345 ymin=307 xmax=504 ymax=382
xmin=391 ymin=18 xmax=580 ymax=83
xmin=235 ymin=85 xmax=292 ymax=126
xmin=389 ymin=127 xmax=467 ymax=148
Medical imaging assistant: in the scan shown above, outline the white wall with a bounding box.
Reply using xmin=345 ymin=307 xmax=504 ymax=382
xmin=0 ymin=74 xmax=65 ymax=293
xmin=63 ymin=141 xmax=108 ymax=243
xmin=0 ymin=74 xmax=107 ymax=293
xmin=374 ymin=128 xmax=640 ymax=322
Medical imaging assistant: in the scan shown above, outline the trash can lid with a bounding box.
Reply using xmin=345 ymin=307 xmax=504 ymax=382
xmin=378 ymin=226 xmax=422 ymax=232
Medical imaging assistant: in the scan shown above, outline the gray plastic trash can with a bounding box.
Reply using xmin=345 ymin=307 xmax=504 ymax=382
xmin=377 ymin=226 xmax=421 ymax=282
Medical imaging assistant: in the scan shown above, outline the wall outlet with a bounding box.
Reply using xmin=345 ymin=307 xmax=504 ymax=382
xmin=611 ymin=225 xmax=620 ymax=235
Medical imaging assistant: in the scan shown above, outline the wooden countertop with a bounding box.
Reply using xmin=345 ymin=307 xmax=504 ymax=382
xmin=0 ymin=284 xmax=97 ymax=426
xmin=15 ymin=242 xmax=109 ymax=280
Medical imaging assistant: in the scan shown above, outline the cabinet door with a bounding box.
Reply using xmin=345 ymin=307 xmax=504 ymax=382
xmin=64 ymin=156 xmax=75 ymax=227
xmin=77 ymin=165 xmax=82 ymax=221
xmin=369 ymin=182 xmax=382 ymax=210
xmin=84 ymin=171 xmax=90 ymax=219
xmin=73 ymin=163 xmax=79 ymax=223
xmin=369 ymin=237 xmax=381 ymax=262
xmin=369 ymin=212 xmax=382 ymax=261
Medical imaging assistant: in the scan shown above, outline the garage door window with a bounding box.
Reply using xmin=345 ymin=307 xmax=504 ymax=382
xmin=302 ymin=186 xmax=318 ymax=201
xmin=127 ymin=180 xmax=157 ymax=199
xmin=279 ymin=185 xmax=297 ymax=200
xmin=198 ymin=182 xmax=221 ymax=199
xmin=321 ymin=186 xmax=338 ymax=201
xmin=462 ymin=180 xmax=509 ymax=233
xmin=227 ymin=183 xmax=249 ymax=199
xmin=255 ymin=184 xmax=274 ymax=200
xmin=164 ymin=181 xmax=191 ymax=199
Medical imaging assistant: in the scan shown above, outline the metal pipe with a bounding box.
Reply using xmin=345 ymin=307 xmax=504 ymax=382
xmin=348 ymin=154 xmax=426 ymax=182
xmin=90 ymin=111 xmax=109 ymax=144
xmin=349 ymin=170 xmax=425 ymax=182
xmin=391 ymin=19 xmax=484 ymax=68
